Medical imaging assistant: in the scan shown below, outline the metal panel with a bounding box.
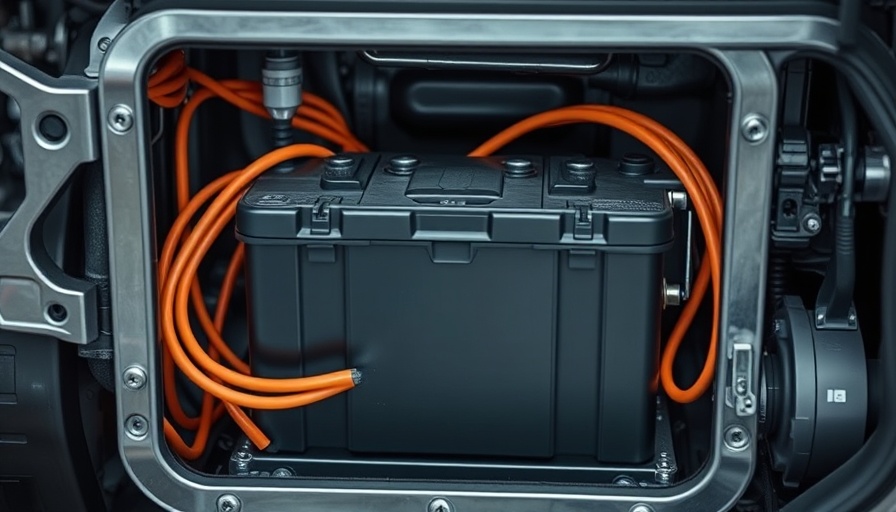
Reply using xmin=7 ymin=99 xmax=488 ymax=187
xmin=99 ymin=10 xmax=817 ymax=512
xmin=0 ymin=52 xmax=98 ymax=344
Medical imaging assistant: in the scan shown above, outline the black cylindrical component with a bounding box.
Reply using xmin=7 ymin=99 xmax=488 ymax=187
xmin=588 ymin=54 xmax=716 ymax=98
xmin=78 ymin=164 xmax=114 ymax=391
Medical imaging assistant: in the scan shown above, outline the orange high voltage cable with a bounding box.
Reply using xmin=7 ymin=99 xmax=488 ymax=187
xmin=471 ymin=105 xmax=723 ymax=404
xmin=149 ymin=51 xmax=364 ymax=459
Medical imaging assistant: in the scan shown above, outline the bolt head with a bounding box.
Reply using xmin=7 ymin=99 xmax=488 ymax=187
xmin=123 ymin=366 xmax=147 ymax=390
xmin=216 ymin=494 xmax=241 ymax=512
xmin=124 ymin=414 xmax=148 ymax=439
xmin=428 ymin=497 xmax=453 ymax=512
xmin=108 ymin=105 xmax=134 ymax=134
xmin=724 ymin=425 xmax=750 ymax=451
xmin=631 ymin=505 xmax=655 ymax=512
xmin=613 ymin=475 xmax=638 ymax=486
xmin=97 ymin=37 xmax=111 ymax=52
xmin=741 ymin=114 xmax=769 ymax=143
xmin=272 ymin=467 xmax=293 ymax=477
xmin=802 ymin=213 xmax=822 ymax=235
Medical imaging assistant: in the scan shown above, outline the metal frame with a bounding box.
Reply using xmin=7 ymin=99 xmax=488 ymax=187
xmin=97 ymin=10 xmax=840 ymax=512
xmin=0 ymin=52 xmax=98 ymax=344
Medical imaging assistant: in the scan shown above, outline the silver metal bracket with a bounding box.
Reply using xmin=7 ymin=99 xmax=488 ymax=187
xmin=727 ymin=341 xmax=757 ymax=417
xmin=0 ymin=51 xmax=99 ymax=343
xmin=84 ymin=0 xmax=131 ymax=78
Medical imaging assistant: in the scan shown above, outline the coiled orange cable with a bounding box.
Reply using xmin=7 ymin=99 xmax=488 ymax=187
xmin=149 ymin=51 xmax=364 ymax=459
xmin=471 ymin=105 xmax=723 ymax=404
xmin=149 ymin=50 xmax=723 ymax=461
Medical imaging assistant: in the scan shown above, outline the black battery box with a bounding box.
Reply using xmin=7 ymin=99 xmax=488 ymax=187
xmin=236 ymin=153 xmax=673 ymax=465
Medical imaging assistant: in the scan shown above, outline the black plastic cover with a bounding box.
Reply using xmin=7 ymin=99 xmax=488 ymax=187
xmin=237 ymin=154 xmax=671 ymax=465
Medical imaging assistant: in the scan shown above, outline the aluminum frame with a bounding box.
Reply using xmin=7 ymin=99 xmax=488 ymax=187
xmin=0 ymin=51 xmax=98 ymax=344
xmin=99 ymin=9 xmax=839 ymax=512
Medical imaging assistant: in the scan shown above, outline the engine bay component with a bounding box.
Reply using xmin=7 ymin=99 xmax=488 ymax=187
xmin=237 ymin=153 xmax=671 ymax=470
xmin=762 ymin=295 xmax=868 ymax=487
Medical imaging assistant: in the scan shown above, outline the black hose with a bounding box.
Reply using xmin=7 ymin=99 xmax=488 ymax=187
xmin=783 ymin=26 xmax=896 ymax=511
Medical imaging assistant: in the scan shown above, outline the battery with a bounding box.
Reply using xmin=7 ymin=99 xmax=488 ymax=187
xmin=236 ymin=153 xmax=672 ymax=465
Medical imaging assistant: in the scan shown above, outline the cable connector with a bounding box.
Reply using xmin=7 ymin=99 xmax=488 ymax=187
xmin=262 ymin=50 xmax=302 ymax=171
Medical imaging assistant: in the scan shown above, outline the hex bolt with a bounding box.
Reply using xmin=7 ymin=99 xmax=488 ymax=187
xmin=97 ymin=37 xmax=112 ymax=53
xmin=124 ymin=414 xmax=148 ymax=439
xmin=802 ymin=213 xmax=822 ymax=235
xmin=122 ymin=366 xmax=147 ymax=390
xmin=741 ymin=114 xmax=770 ymax=143
xmin=216 ymin=494 xmax=242 ymax=512
xmin=108 ymin=105 xmax=134 ymax=134
xmin=234 ymin=449 xmax=253 ymax=463
xmin=724 ymin=425 xmax=750 ymax=451
xmin=428 ymin=497 xmax=453 ymax=512
xmin=387 ymin=154 xmax=420 ymax=175
xmin=630 ymin=504 xmax=655 ymax=512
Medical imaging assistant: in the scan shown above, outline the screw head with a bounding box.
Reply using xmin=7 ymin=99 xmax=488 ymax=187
xmin=613 ymin=475 xmax=638 ymax=486
xmin=216 ymin=494 xmax=241 ymax=512
xmin=724 ymin=425 xmax=750 ymax=451
xmin=630 ymin=505 xmax=655 ymax=512
xmin=428 ymin=497 xmax=453 ymax=512
xmin=735 ymin=377 xmax=748 ymax=395
xmin=122 ymin=366 xmax=147 ymax=390
xmin=802 ymin=213 xmax=822 ymax=235
xmin=108 ymin=105 xmax=134 ymax=134
xmin=271 ymin=467 xmax=293 ymax=477
xmin=741 ymin=114 xmax=770 ymax=143
xmin=97 ymin=37 xmax=112 ymax=53
xmin=124 ymin=414 xmax=148 ymax=439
